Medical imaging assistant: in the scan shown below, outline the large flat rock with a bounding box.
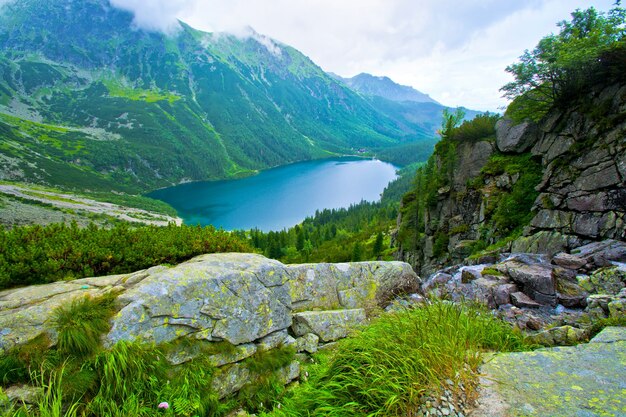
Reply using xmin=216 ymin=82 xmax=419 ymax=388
xmin=471 ymin=327 xmax=626 ymax=417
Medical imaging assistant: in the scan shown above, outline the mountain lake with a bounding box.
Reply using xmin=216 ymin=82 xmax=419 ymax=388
xmin=148 ymin=157 xmax=398 ymax=231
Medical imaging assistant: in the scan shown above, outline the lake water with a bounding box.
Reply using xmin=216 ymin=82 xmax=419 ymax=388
xmin=148 ymin=157 xmax=397 ymax=231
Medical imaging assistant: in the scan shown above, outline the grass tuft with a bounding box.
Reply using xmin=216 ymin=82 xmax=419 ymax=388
xmin=269 ymin=301 xmax=527 ymax=416
xmin=53 ymin=293 xmax=118 ymax=358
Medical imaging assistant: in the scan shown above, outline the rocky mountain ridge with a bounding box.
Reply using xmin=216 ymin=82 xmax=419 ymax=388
xmin=331 ymin=72 xmax=439 ymax=104
xmin=396 ymin=81 xmax=626 ymax=278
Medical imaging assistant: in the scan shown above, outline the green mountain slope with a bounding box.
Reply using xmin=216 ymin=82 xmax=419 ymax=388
xmin=0 ymin=0 xmax=437 ymax=193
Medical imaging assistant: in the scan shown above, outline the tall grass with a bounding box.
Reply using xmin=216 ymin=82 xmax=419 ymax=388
xmin=53 ymin=293 xmax=118 ymax=358
xmin=268 ymin=301 xmax=526 ymax=417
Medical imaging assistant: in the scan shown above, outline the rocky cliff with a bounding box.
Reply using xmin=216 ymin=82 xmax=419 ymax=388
xmin=0 ymin=253 xmax=419 ymax=398
xmin=396 ymin=82 xmax=626 ymax=277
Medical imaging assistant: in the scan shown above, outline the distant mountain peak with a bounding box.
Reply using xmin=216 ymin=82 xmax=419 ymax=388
xmin=336 ymin=72 xmax=439 ymax=105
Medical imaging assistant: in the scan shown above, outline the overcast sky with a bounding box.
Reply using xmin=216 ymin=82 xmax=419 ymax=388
xmin=110 ymin=0 xmax=618 ymax=111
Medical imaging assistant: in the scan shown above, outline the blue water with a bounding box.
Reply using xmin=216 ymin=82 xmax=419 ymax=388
xmin=148 ymin=157 xmax=397 ymax=231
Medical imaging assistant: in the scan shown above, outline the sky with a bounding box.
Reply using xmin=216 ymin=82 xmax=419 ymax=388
xmin=110 ymin=0 xmax=618 ymax=111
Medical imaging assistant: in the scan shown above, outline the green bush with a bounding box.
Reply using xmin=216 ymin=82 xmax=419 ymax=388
xmin=0 ymin=222 xmax=251 ymax=290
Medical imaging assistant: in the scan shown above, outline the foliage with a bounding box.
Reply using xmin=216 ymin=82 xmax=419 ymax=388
xmin=268 ymin=301 xmax=527 ymax=416
xmin=0 ymin=223 xmax=250 ymax=290
xmin=375 ymin=138 xmax=438 ymax=167
xmin=502 ymin=5 xmax=626 ymax=121
xmin=397 ymin=112 xmax=495 ymax=251
xmin=53 ymin=293 xmax=118 ymax=358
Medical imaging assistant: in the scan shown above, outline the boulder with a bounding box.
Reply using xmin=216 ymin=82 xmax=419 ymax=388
xmin=294 ymin=333 xmax=320 ymax=354
xmin=291 ymin=309 xmax=367 ymax=342
xmin=510 ymin=292 xmax=542 ymax=309
xmin=552 ymin=253 xmax=586 ymax=270
xmin=494 ymin=284 xmax=518 ymax=306
xmin=495 ymin=118 xmax=539 ymax=153
xmin=571 ymin=239 xmax=626 ymax=269
xmin=108 ymin=253 xmax=292 ymax=346
xmin=501 ymin=257 xmax=557 ymax=306
xmin=287 ymin=261 xmax=420 ymax=311
xmin=556 ymin=279 xmax=588 ymax=308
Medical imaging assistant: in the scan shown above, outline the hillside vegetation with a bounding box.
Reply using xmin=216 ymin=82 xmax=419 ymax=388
xmin=0 ymin=0 xmax=443 ymax=195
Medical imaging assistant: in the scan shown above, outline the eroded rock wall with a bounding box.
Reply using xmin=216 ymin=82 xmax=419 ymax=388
xmin=396 ymin=82 xmax=626 ymax=277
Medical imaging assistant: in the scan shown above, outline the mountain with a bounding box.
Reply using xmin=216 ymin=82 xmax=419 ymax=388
xmin=333 ymin=73 xmax=439 ymax=104
xmin=0 ymin=0 xmax=437 ymax=194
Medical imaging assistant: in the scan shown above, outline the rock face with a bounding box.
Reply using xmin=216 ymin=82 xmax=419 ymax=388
xmin=396 ymin=82 xmax=626 ymax=278
xmin=0 ymin=253 xmax=419 ymax=397
xmin=472 ymin=327 xmax=626 ymax=417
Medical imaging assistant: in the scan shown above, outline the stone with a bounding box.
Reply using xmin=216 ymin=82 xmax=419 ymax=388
xmin=474 ymin=327 xmax=626 ymax=416
xmin=556 ymin=279 xmax=588 ymax=308
xmin=256 ymin=330 xmax=295 ymax=352
xmin=287 ymin=261 xmax=420 ymax=311
xmin=291 ymin=309 xmax=367 ymax=342
xmin=502 ymin=258 xmax=557 ymax=306
xmin=495 ymin=118 xmax=539 ymax=153
xmin=552 ymin=253 xmax=586 ymax=270
xmin=208 ymin=343 xmax=257 ymax=368
xmin=422 ymin=272 xmax=453 ymax=293
xmin=294 ymin=333 xmax=320 ymax=354
xmin=608 ymin=299 xmax=626 ymax=319
xmin=571 ymin=239 xmax=626 ymax=269
xmin=574 ymin=161 xmax=621 ymax=192
xmin=511 ymin=231 xmax=571 ymax=258
xmin=4 ymin=385 xmax=42 ymax=406
xmin=460 ymin=266 xmax=483 ymax=284
xmin=212 ymin=362 xmax=251 ymax=398
xmin=510 ymin=292 xmax=541 ymax=309
xmin=494 ymin=284 xmax=518 ymax=306
xmin=586 ymin=266 xmax=626 ymax=295
xmin=108 ymin=253 xmax=292 ymax=347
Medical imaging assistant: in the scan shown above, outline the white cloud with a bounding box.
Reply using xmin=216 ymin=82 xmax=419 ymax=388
xmin=109 ymin=0 xmax=187 ymax=33
xmin=109 ymin=0 xmax=618 ymax=110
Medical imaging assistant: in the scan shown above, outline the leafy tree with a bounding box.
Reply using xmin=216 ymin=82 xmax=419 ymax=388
xmin=502 ymin=5 xmax=626 ymax=120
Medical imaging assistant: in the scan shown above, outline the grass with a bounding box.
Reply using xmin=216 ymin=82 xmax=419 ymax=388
xmin=53 ymin=293 xmax=119 ymax=357
xmin=266 ymin=301 xmax=527 ymax=416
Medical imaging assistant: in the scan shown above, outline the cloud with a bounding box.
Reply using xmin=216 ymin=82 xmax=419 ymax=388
xmin=109 ymin=0 xmax=618 ymax=110
xmin=108 ymin=0 xmax=188 ymax=33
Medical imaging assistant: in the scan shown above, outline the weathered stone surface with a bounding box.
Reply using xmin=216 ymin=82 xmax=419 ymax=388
xmin=571 ymin=239 xmax=626 ymax=268
xmin=585 ymin=266 xmax=626 ymax=295
xmin=294 ymin=333 xmax=320 ymax=354
xmin=255 ymin=330 xmax=295 ymax=352
xmin=552 ymin=253 xmax=586 ymax=270
xmin=461 ymin=266 xmax=483 ymax=284
xmin=494 ymin=284 xmax=518 ymax=306
xmin=4 ymin=385 xmax=42 ymax=406
xmin=556 ymin=279 xmax=588 ymax=308
xmin=510 ymin=292 xmax=541 ymax=309
xmin=212 ymin=362 xmax=251 ymax=398
xmin=292 ymin=309 xmax=367 ymax=342
xmin=108 ymin=253 xmax=292 ymax=346
xmin=287 ymin=261 xmax=420 ymax=311
xmin=495 ymin=118 xmax=539 ymax=153
xmin=473 ymin=327 xmax=626 ymax=417
xmin=501 ymin=257 xmax=557 ymax=306
xmin=511 ymin=231 xmax=572 ymax=258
